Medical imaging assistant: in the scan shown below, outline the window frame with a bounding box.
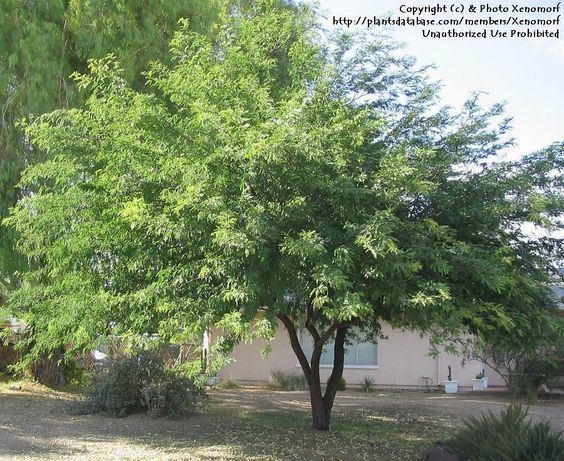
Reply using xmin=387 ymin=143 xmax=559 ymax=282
xmin=297 ymin=329 xmax=379 ymax=369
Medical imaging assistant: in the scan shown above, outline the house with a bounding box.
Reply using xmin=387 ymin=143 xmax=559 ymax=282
xmin=215 ymin=283 xmax=564 ymax=389
xmin=215 ymin=321 xmax=505 ymax=389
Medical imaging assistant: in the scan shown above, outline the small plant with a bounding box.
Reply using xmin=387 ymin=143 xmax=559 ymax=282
xmin=336 ymin=376 xmax=347 ymax=391
xmin=443 ymin=366 xmax=458 ymax=393
xmin=216 ymin=376 xmax=240 ymax=389
xmin=360 ymin=376 xmax=375 ymax=393
xmin=443 ymin=404 xmax=564 ymax=460
xmin=268 ymin=370 xmax=309 ymax=391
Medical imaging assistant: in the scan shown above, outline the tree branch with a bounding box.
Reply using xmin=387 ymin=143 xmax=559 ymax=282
xmin=319 ymin=323 xmax=339 ymax=345
xmin=278 ymin=314 xmax=311 ymax=379
xmin=305 ymin=299 xmax=321 ymax=344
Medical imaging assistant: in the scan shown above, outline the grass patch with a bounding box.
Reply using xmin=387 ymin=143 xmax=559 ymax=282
xmin=267 ymin=370 xmax=309 ymax=391
xmin=216 ymin=377 xmax=241 ymax=389
xmin=0 ymin=372 xmax=24 ymax=389
xmin=233 ymin=408 xmax=455 ymax=459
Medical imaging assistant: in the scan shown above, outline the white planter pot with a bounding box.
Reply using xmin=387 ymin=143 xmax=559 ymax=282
xmin=472 ymin=378 xmax=486 ymax=391
xmin=483 ymin=376 xmax=488 ymax=388
xmin=443 ymin=380 xmax=459 ymax=393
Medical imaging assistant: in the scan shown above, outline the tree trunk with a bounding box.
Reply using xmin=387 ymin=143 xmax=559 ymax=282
xmin=278 ymin=314 xmax=348 ymax=431
xmin=309 ymin=378 xmax=329 ymax=430
xmin=309 ymin=331 xmax=329 ymax=430
xmin=322 ymin=327 xmax=347 ymax=427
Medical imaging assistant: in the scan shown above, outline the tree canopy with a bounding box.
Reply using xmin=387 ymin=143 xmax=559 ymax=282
xmin=3 ymin=0 xmax=563 ymax=429
xmin=0 ymin=0 xmax=221 ymax=288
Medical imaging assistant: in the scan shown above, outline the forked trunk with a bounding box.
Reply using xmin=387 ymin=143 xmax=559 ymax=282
xmin=277 ymin=314 xmax=348 ymax=431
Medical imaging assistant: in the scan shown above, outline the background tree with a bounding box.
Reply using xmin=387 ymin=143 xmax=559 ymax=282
xmin=5 ymin=0 xmax=563 ymax=429
xmin=0 ymin=0 xmax=221 ymax=288
xmin=0 ymin=0 xmax=222 ymax=383
xmin=470 ymin=316 xmax=564 ymax=396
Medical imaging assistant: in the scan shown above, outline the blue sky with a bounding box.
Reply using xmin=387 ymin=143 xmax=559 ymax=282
xmin=316 ymin=0 xmax=564 ymax=158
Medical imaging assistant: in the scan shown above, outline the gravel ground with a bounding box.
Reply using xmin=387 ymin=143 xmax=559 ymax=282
xmin=0 ymin=383 xmax=562 ymax=460
xmin=212 ymin=386 xmax=564 ymax=430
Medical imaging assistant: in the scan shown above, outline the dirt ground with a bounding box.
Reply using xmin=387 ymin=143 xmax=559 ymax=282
xmin=210 ymin=385 xmax=564 ymax=430
xmin=0 ymin=383 xmax=562 ymax=460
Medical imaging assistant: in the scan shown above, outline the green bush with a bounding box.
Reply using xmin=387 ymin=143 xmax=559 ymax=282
xmin=335 ymin=376 xmax=346 ymax=391
xmin=268 ymin=370 xmax=309 ymax=391
xmin=506 ymin=356 xmax=560 ymax=397
xmin=360 ymin=376 xmax=375 ymax=393
xmin=142 ymin=374 xmax=204 ymax=418
xmin=443 ymin=404 xmax=564 ymax=460
xmin=69 ymin=351 xmax=205 ymax=418
xmin=215 ymin=376 xmax=240 ymax=389
xmin=475 ymin=325 xmax=564 ymax=397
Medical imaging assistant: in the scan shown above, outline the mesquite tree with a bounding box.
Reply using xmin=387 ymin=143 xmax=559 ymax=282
xmin=5 ymin=0 xmax=563 ymax=429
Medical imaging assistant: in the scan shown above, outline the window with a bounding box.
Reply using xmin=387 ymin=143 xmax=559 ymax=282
xmin=299 ymin=329 xmax=378 ymax=367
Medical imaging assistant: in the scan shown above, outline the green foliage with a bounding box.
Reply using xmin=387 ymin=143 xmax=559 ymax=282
xmin=0 ymin=0 xmax=222 ymax=375
xmin=443 ymin=405 xmax=564 ymax=461
xmin=3 ymin=0 xmax=563 ymax=421
xmin=69 ymin=351 xmax=205 ymax=418
xmin=174 ymin=339 xmax=235 ymax=389
xmin=268 ymin=370 xmax=309 ymax=391
xmin=0 ymin=0 xmax=220 ymax=284
xmin=360 ymin=376 xmax=375 ymax=393
xmin=142 ymin=373 xmax=205 ymax=418
xmin=473 ymin=317 xmax=563 ymax=396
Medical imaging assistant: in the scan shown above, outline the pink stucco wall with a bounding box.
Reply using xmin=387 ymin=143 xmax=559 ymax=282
xmin=215 ymin=322 xmax=504 ymax=389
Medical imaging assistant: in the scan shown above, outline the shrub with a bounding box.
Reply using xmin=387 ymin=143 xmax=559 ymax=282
xmin=485 ymin=349 xmax=560 ymax=397
xmin=268 ymin=370 xmax=309 ymax=391
xmin=443 ymin=404 xmax=564 ymax=460
xmin=335 ymin=376 xmax=346 ymax=391
xmin=142 ymin=374 xmax=205 ymax=418
xmin=360 ymin=376 xmax=375 ymax=393
xmin=0 ymin=344 xmax=19 ymax=373
xmin=84 ymin=351 xmax=163 ymax=416
xmin=69 ymin=351 xmax=205 ymax=418
xmin=215 ymin=376 xmax=240 ymax=389
xmin=472 ymin=323 xmax=564 ymax=397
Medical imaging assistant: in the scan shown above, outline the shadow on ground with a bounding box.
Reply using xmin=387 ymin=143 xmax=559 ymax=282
xmin=0 ymin=384 xmax=562 ymax=460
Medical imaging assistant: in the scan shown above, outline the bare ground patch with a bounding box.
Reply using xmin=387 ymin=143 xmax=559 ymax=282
xmin=1 ymin=382 xmax=562 ymax=460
